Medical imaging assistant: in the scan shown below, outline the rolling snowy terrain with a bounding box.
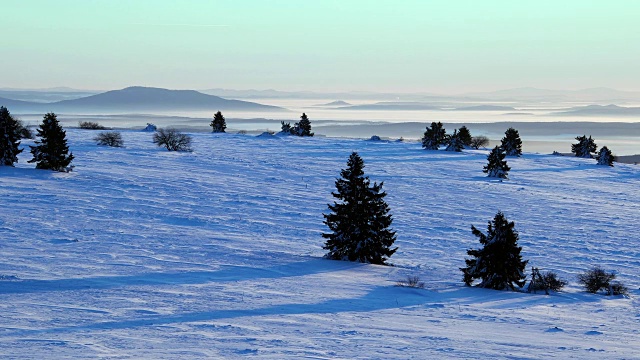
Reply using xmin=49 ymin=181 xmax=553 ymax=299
xmin=0 ymin=130 xmax=639 ymax=359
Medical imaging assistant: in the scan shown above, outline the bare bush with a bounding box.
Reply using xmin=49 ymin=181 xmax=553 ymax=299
xmin=16 ymin=119 xmax=34 ymax=139
xmin=470 ymin=135 xmax=490 ymax=149
xmin=152 ymin=128 xmax=192 ymax=151
xmin=528 ymin=270 xmax=567 ymax=293
xmin=577 ymin=266 xmax=627 ymax=295
xmin=396 ymin=275 xmax=425 ymax=289
xmin=79 ymin=121 xmax=107 ymax=130
xmin=94 ymin=131 xmax=124 ymax=147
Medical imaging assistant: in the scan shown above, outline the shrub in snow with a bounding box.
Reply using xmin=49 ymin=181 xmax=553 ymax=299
xmin=445 ymin=129 xmax=464 ymax=152
xmin=94 ymin=131 xmax=124 ymax=147
xmin=0 ymin=106 xmax=23 ymax=166
xmin=421 ymin=121 xmax=447 ymax=150
xmin=396 ymin=275 xmax=425 ymax=289
xmin=577 ymin=266 xmax=628 ymax=295
xmin=470 ymin=135 xmax=489 ymax=149
xmin=500 ymin=127 xmax=522 ymax=156
xmin=571 ymin=135 xmax=597 ymax=158
xmin=152 ymin=128 xmax=192 ymax=151
xmin=16 ymin=118 xmax=34 ymax=139
xmin=369 ymin=135 xmax=382 ymax=141
xmin=28 ymin=112 xmax=74 ymax=171
xmin=457 ymin=126 xmax=472 ymax=147
xmin=323 ymin=152 xmax=397 ymax=265
xmin=596 ymin=146 xmax=614 ymax=166
xmin=527 ymin=269 xmax=567 ymax=293
xmin=210 ymin=111 xmax=226 ymax=133
xmin=483 ymin=146 xmax=510 ymax=179
xmin=461 ymin=211 xmax=528 ymax=290
xmin=143 ymin=123 xmax=157 ymax=132
xmin=79 ymin=121 xmax=106 ymax=130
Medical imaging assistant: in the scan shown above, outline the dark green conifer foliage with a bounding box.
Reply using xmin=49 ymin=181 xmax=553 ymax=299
xmin=323 ymin=152 xmax=397 ymax=265
xmin=421 ymin=121 xmax=447 ymax=150
xmin=571 ymin=135 xmax=597 ymax=158
xmin=29 ymin=112 xmax=74 ymax=171
xmin=461 ymin=212 xmax=528 ymax=290
xmin=445 ymin=129 xmax=464 ymax=152
xmin=210 ymin=111 xmax=226 ymax=133
xmin=596 ymin=146 xmax=614 ymax=166
xmin=500 ymin=127 xmax=523 ymax=156
xmin=293 ymin=113 xmax=313 ymax=136
xmin=457 ymin=126 xmax=472 ymax=147
xmin=280 ymin=121 xmax=292 ymax=134
xmin=0 ymin=106 xmax=23 ymax=166
xmin=483 ymin=146 xmax=510 ymax=178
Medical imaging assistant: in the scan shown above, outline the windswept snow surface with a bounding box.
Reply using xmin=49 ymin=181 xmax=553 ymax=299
xmin=1 ymin=130 xmax=639 ymax=359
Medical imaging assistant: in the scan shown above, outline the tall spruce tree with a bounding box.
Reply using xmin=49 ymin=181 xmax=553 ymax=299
xmin=445 ymin=129 xmax=464 ymax=152
xmin=293 ymin=113 xmax=313 ymax=136
xmin=421 ymin=121 xmax=447 ymax=150
xmin=457 ymin=126 xmax=472 ymax=147
xmin=484 ymin=146 xmax=510 ymax=178
xmin=210 ymin=111 xmax=226 ymax=133
xmin=0 ymin=106 xmax=23 ymax=166
xmin=500 ymin=127 xmax=523 ymax=156
xmin=571 ymin=135 xmax=597 ymax=158
xmin=323 ymin=152 xmax=397 ymax=265
xmin=29 ymin=112 xmax=74 ymax=171
xmin=461 ymin=211 xmax=528 ymax=290
xmin=596 ymin=146 xmax=614 ymax=166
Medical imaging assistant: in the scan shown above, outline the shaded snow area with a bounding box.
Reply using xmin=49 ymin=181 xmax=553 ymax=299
xmin=1 ymin=130 xmax=639 ymax=359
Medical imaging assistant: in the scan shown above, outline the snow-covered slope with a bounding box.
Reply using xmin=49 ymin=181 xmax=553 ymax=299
xmin=1 ymin=130 xmax=638 ymax=359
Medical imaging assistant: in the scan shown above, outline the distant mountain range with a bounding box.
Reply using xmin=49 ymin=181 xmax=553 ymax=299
xmin=462 ymin=87 xmax=640 ymax=102
xmin=0 ymin=86 xmax=285 ymax=113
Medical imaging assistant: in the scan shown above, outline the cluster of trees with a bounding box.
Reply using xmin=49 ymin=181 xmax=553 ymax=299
xmin=0 ymin=108 xmax=74 ymax=171
xmin=421 ymin=122 xmax=482 ymax=151
xmin=280 ymin=113 xmax=314 ymax=136
xmin=572 ymin=135 xmax=615 ymax=167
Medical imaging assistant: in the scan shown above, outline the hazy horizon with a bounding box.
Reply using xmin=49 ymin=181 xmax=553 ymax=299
xmin=4 ymin=1 xmax=640 ymax=93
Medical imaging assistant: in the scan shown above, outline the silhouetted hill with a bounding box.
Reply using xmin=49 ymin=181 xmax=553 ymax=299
xmin=316 ymin=100 xmax=352 ymax=106
xmin=53 ymin=87 xmax=284 ymax=112
xmin=552 ymin=104 xmax=640 ymax=116
xmin=340 ymin=102 xmax=440 ymax=110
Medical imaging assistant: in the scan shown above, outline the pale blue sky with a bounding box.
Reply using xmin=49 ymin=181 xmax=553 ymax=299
xmin=3 ymin=0 xmax=639 ymax=92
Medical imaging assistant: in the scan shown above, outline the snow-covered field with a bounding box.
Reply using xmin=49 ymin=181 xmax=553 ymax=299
xmin=1 ymin=129 xmax=639 ymax=359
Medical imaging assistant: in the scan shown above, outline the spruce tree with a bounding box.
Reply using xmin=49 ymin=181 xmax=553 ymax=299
xmin=323 ymin=152 xmax=397 ymax=265
xmin=484 ymin=146 xmax=510 ymax=178
xmin=445 ymin=129 xmax=464 ymax=152
xmin=293 ymin=113 xmax=313 ymax=136
xmin=461 ymin=211 xmax=528 ymax=290
xmin=280 ymin=121 xmax=293 ymax=134
xmin=500 ymin=127 xmax=522 ymax=156
xmin=0 ymin=106 xmax=23 ymax=166
xmin=457 ymin=126 xmax=472 ymax=147
xmin=421 ymin=121 xmax=447 ymax=150
xmin=210 ymin=111 xmax=226 ymax=133
xmin=28 ymin=112 xmax=74 ymax=171
xmin=596 ymin=146 xmax=614 ymax=166
xmin=571 ymin=135 xmax=597 ymax=158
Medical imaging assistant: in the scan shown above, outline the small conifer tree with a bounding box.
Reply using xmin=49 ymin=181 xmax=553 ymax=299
xmin=210 ymin=111 xmax=226 ymax=133
xmin=28 ymin=112 xmax=74 ymax=171
xmin=445 ymin=129 xmax=464 ymax=152
xmin=457 ymin=126 xmax=473 ymax=147
xmin=500 ymin=127 xmax=523 ymax=156
xmin=461 ymin=211 xmax=528 ymax=290
xmin=484 ymin=146 xmax=510 ymax=178
xmin=293 ymin=113 xmax=313 ymax=136
xmin=0 ymin=106 xmax=23 ymax=166
xmin=571 ymin=135 xmax=597 ymax=158
xmin=280 ymin=121 xmax=293 ymax=134
xmin=421 ymin=121 xmax=447 ymax=150
xmin=323 ymin=152 xmax=397 ymax=265
xmin=596 ymin=146 xmax=614 ymax=166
